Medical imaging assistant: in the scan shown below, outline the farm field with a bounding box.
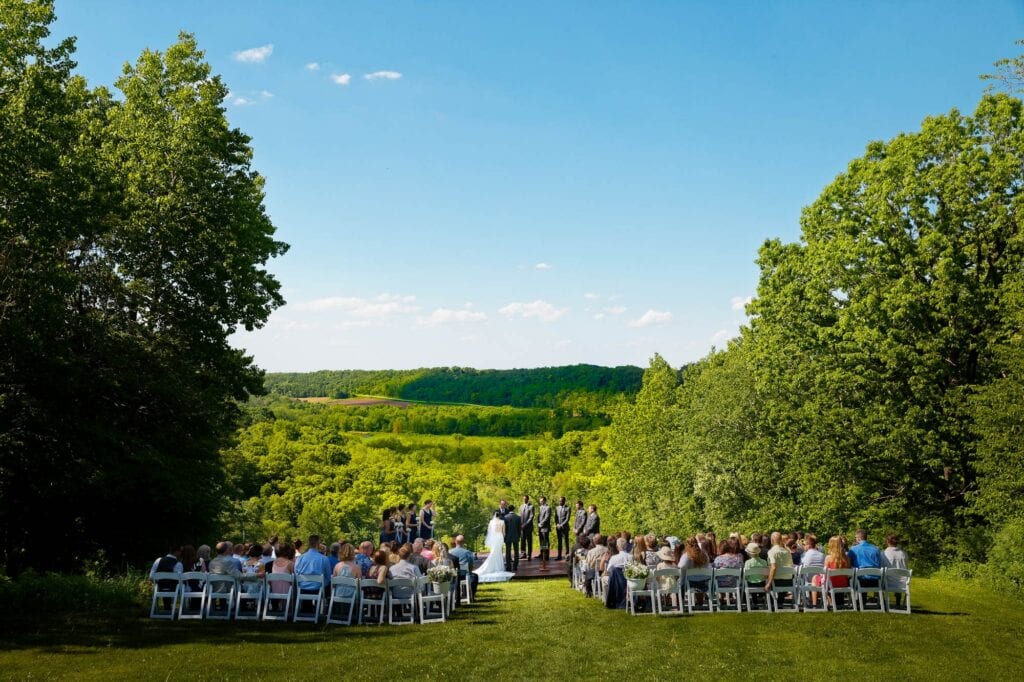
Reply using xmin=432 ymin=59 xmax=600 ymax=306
xmin=1 ymin=577 xmax=1020 ymax=680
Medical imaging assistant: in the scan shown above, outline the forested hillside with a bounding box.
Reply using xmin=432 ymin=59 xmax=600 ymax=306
xmin=263 ymin=364 xmax=643 ymax=407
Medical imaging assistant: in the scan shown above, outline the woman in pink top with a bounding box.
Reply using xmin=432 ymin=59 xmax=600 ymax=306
xmin=269 ymin=542 xmax=296 ymax=594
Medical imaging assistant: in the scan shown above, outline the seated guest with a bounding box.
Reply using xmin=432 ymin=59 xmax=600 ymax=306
xmin=765 ymin=532 xmax=794 ymax=605
xmin=431 ymin=542 xmax=450 ymax=567
xmin=409 ymin=540 xmax=429 ymax=574
xmin=327 ymin=542 xmax=341 ymax=574
xmin=209 ymin=541 xmax=240 ymax=577
xmin=655 ymin=545 xmax=679 ymax=590
xmin=293 ymin=539 xmax=303 ymax=558
xmin=631 ymin=536 xmax=648 ymax=567
xmin=712 ymin=539 xmax=744 ymax=586
xmin=269 ymin=543 xmax=296 ymax=596
xmin=586 ymin=535 xmax=608 ymax=570
xmin=387 ymin=545 xmax=423 ymax=599
xmin=643 ymin=535 xmax=659 ymax=566
xmin=422 ymin=539 xmax=436 ymax=562
xmin=365 ymin=549 xmax=390 ymax=598
xmin=230 ymin=543 xmax=246 ymax=571
xmin=260 ymin=544 xmax=275 ymax=568
xmin=241 ymin=543 xmax=266 ymax=588
xmin=449 ymin=535 xmax=479 ymax=599
xmin=705 ymin=532 xmax=718 ymax=559
xmin=599 ymin=536 xmax=620 ymax=576
xmin=332 ymin=543 xmax=360 ymax=598
xmin=606 ymin=537 xmax=631 ymax=572
xmin=848 ymin=528 xmax=884 ymax=605
xmin=801 ymin=534 xmax=826 ymax=607
xmin=825 ymin=535 xmax=853 ymax=608
xmin=621 ymin=531 xmax=633 ymax=553
xmin=883 ymin=534 xmax=910 ymax=608
xmin=355 ymin=541 xmax=374 ymax=577
xmin=294 ymin=534 xmax=331 ymax=597
xmin=743 ymin=542 xmax=768 ymax=609
xmin=678 ymin=537 xmax=711 ymax=605
xmin=196 ymin=544 xmax=211 ymax=572
xmin=149 ymin=545 xmax=182 ymax=610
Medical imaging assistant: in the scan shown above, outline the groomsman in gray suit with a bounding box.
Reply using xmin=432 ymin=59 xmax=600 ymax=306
xmin=519 ymin=495 xmax=535 ymax=561
xmin=572 ymin=499 xmax=587 ymax=539
xmin=537 ymin=496 xmax=551 ymax=571
xmin=554 ymin=496 xmax=571 ymax=560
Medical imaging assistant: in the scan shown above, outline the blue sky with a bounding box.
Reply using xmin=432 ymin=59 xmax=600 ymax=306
xmin=54 ymin=1 xmax=1023 ymax=371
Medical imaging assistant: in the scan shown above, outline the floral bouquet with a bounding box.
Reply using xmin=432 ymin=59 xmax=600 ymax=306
xmin=427 ymin=565 xmax=457 ymax=584
xmin=623 ymin=563 xmax=651 ymax=580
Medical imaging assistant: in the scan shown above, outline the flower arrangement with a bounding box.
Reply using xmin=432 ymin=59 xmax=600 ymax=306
xmin=427 ymin=565 xmax=457 ymax=583
xmin=623 ymin=563 xmax=650 ymax=580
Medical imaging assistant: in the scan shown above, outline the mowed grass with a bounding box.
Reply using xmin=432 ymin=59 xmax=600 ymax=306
xmin=1 ymin=577 xmax=1021 ymax=680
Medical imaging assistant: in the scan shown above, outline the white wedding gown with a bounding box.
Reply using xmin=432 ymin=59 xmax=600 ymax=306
xmin=474 ymin=517 xmax=515 ymax=583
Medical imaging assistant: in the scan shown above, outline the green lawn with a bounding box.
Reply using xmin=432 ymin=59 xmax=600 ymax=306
xmin=1 ymin=577 xmax=1021 ymax=680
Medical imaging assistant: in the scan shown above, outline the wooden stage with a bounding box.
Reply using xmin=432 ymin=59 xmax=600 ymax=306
xmin=477 ymin=551 xmax=569 ymax=579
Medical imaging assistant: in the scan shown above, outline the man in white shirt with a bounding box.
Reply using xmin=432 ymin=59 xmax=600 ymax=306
xmin=387 ymin=545 xmax=423 ymax=600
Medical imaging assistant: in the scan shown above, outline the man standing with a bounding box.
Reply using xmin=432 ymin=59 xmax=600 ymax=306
xmin=554 ymin=496 xmax=571 ymax=561
xmin=519 ymin=495 xmax=535 ymax=561
xmin=583 ymin=504 xmax=600 ymax=537
xmin=537 ymin=496 xmax=552 ymax=571
xmin=573 ymin=500 xmax=587 ymax=539
xmin=503 ymin=507 xmax=521 ymax=573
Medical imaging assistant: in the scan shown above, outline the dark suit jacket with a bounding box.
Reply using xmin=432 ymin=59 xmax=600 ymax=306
xmin=504 ymin=512 xmax=522 ymax=543
xmin=537 ymin=504 xmax=551 ymax=530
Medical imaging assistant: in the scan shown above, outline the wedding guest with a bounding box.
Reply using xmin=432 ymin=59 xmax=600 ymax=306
xmin=409 ymin=539 xmax=429 ymax=574
xmin=655 ymin=545 xmax=679 ymax=590
xmin=519 ymin=495 xmax=535 ymax=560
xmin=331 ymin=543 xmax=360 ymax=599
xmin=825 ymin=536 xmax=853 ymax=608
xmin=765 ymin=532 xmax=794 ymax=605
xmin=231 ymin=543 xmax=246 ymax=571
xmin=705 ymin=532 xmax=718 ymax=559
xmin=744 ymin=542 xmax=768 ymax=609
xmin=294 ymin=539 xmax=304 ymax=558
xmin=450 ymin=535 xmax=479 ymax=600
xmin=196 ymin=544 xmax=211 ymax=571
xmin=537 ymin=496 xmax=552 ymax=570
xmin=294 ymin=534 xmax=331 ymax=598
xmin=848 ymin=529 xmax=884 ymax=604
xmin=643 ymin=535 xmax=659 ymax=566
xmin=395 ymin=504 xmax=407 ymax=544
xmin=422 ymin=539 xmax=436 ymax=562
xmin=419 ymin=500 xmax=436 ymax=540
xmin=632 ymin=535 xmax=649 ymax=567
xmin=621 ymin=531 xmax=633 ymax=553
xmin=149 ymin=545 xmax=183 ymax=581
xmin=327 ymin=542 xmax=341 ymax=574
xmin=269 ymin=543 xmax=296 ymax=595
xmin=355 ymin=541 xmax=374 ymax=577
xmin=583 ymin=504 xmax=600 ymax=537
xmin=208 ymin=541 xmax=239 ymax=577
xmin=380 ymin=509 xmax=396 ymax=545
xmin=260 ymin=544 xmax=275 ymax=568
xmin=388 ymin=545 xmax=423 ymax=599
xmin=364 ymin=549 xmax=389 ymax=600
xmin=884 ymin=534 xmax=910 ymax=608
xmin=712 ymin=539 xmax=744 ymax=587
xmin=406 ymin=503 xmax=420 ymax=542
xmin=801 ymin=534 xmax=826 ymax=607
xmin=555 ymin=496 xmax=572 ymax=560
xmin=572 ymin=500 xmax=587 ymax=539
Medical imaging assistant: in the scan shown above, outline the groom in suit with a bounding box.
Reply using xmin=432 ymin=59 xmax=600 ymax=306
xmin=503 ymin=508 xmax=521 ymax=572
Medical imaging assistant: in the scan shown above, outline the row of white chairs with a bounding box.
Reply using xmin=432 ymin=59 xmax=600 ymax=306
xmin=150 ymin=572 xmax=468 ymax=624
xmin=572 ymin=562 xmax=911 ymax=614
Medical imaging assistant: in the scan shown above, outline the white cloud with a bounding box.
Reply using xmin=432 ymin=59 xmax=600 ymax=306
xmin=593 ymin=313 xmax=606 ymax=321
xmin=498 ymin=300 xmax=568 ymax=322
xmin=418 ymin=308 xmax=488 ymax=326
xmin=731 ymin=295 xmax=753 ymax=312
xmin=583 ymin=293 xmax=600 ymax=300
xmin=260 ymin=90 xmax=274 ymax=99
xmin=628 ymin=310 xmax=673 ymax=328
xmin=295 ymin=294 xmax=418 ymax=318
xmin=331 ymin=73 xmax=352 ymax=86
xmin=305 ymin=62 xmax=320 ymax=71
xmin=605 ymin=305 xmax=626 ymax=315
xmin=534 ymin=262 xmax=552 ymax=270
xmin=711 ymin=328 xmax=734 ymax=344
xmin=365 ymin=70 xmax=402 ymax=81
xmin=233 ymin=44 xmax=273 ymax=63
xmin=231 ymin=95 xmax=252 ymax=106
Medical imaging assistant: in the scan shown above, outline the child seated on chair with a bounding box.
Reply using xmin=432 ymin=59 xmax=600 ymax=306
xmin=743 ymin=542 xmax=769 ymax=608
xmin=884 ymin=534 xmax=910 ymax=608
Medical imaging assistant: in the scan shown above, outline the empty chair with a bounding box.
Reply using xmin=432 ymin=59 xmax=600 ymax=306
xmin=204 ymin=575 xmax=237 ymax=620
xmin=387 ymin=578 xmax=417 ymax=625
xmin=626 ymin=573 xmax=657 ymax=616
xmin=459 ymin=574 xmax=473 ymax=605
xmin=881 ymin=568 xmax=912 ymax=614
xmin=825 ymin=568 xmax=857 ymax=612
xmin=743 ymin=567 xmax=771 ymax=612
xmin=684 ymin=567 xmax=715 ymax=614
xmin=178 ymin=571 xmax=207 ymax=620
xmin=262 ymin=572 xmax=294 ymax=621
xmin=418 ymin=576 xmax=447 ymax=624
xmin=149 ymin=572 xmax=182 ymax=620
xmin=358 ymin=578 xmax=387 ymax=624
xmin=651 ymin=568 xmax=683 ymax=615
xmin=293 ymin=574 xmax=325 ymax=623
xmin=235 ymin=574 xmax=264 ymax=620
xmin=767 ymin=566 xmax=799 ymax=613
xmin=854 ymin=568 xmax=886 ymax=612
xmin=712 ymin=568 xmax=743 ymax=613
xmin=797 ymin=566 xmax=828 ymax=612
xmin=327 ymin=575 xmax=360 ymax=625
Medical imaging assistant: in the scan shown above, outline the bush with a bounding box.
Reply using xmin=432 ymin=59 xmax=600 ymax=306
xmin=980 ymin=516 xmax=1024 ymax=599
xmin=0 ymin=570 xmax=150 ymax=617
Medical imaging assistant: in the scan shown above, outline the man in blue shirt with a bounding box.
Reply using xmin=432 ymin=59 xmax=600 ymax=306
xmin=294 ymin=534 xmax=331 ymax=593
xmin=848 ymin=529 xmax=885 ymax=603
xmin=354 ymin=541 xmax=374 ymax=577
xmin=449 ymin=534 xmax=479 ymax=600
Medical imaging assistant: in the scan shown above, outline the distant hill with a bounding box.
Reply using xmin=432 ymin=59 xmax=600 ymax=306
xmin=263 ymin=364 xmax=644 ymax=408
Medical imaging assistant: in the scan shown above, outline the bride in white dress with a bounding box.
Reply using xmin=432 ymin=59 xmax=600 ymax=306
xmin=474 ymin=512 xmax=515 ymax=583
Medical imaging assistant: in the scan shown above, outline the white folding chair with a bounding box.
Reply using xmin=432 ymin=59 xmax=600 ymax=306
xmin=262 ymin=573 xmax=294 ymax=621
xmin=825 ymin=568 xmax=857 ymax=612
xmin=626 ymin=574 xmax=657 ymax=615
xmin=854 ymin=568 xmax=886 ymax=612
xmin=652 ymin=568 xmax=684 ymax=615
xmin=235 ymin=574 xmax=264 ymax=620
xmin=459 ymin=575 xmax=473 ymax=604
xmin=204 ymin=574 xmax=237 ymax=620
xmin=149 ymin=572 xmax=182 ymax=620
xmin=743 ymin=568 xmax=770 ymax=612
xmin=327 ymin=576 xmax=360 ymax=625
xmin=797 ymin=566 xmax=828 ymax=612
xmin=768 ymin=566 xmax=799 ymax=613
xmin=417 ymin=577 xmax=447 ymax=624
xmin=387 ymin=579 xmax=417 ymax=625
xmin=881 ymin=568 xmax=912 ymax=614
xmin=177 ymin=571 xmax=207 ymax=620
xmin=358 ymin=578 xmax=386 ymax=624
xmin=293 ymin=574 xmax=325 ymax=623
xmin=712 ymin=567 xmax=743 ymax=613
xmin=684 ymin=568 xmax=714 ymax=614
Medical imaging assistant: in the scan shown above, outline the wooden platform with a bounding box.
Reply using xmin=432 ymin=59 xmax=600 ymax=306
xmin=478 ymin=551 xmax=568 ymax=579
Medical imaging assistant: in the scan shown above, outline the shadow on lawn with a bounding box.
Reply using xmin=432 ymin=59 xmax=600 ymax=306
xmin=0 ymin=607 xmax=480 ymax=653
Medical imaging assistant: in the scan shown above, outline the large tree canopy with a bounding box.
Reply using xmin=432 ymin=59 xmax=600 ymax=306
xmin=0 ymin=1 xmax=286 ymax=571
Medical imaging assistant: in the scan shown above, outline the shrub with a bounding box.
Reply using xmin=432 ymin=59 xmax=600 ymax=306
xmin=0 ymin=570 xmax=149 ymax=617
xmin=981 ymin=516 xmax=1024 ymax=599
